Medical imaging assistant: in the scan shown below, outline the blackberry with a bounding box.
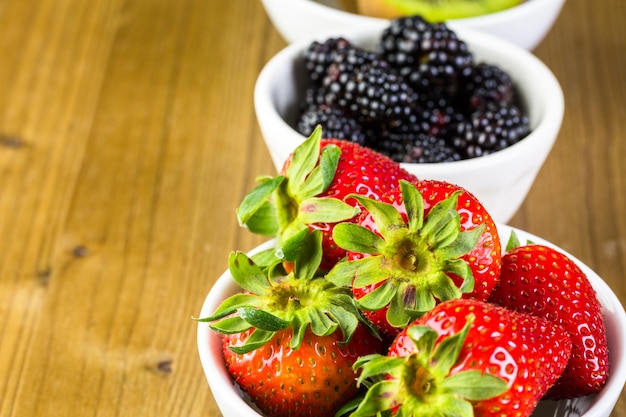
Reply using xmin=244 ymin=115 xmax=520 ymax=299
xmin=338 ymin=60 xmax=419 ymax=126
xmin=448 ymin=102 xmax=530 ymax=159
xmin=296 ymin=105 xmax=367 ymax=145
xmin=322 ymin=46 xmax=380 ymax=108
xmin=303 ymin=37 xmax=352 ymax=85
xmin=412 ymin=48 xmax=474 ymax=99
xmin=458 ymin=62 xmax=516 ymax=112
xmin=375 ymin=130 xmax=462 ymax=163
xmin=301 ymin=86 xmax=328 ymax=109
xmin=380 ymin=16 xmax=473 ymax=99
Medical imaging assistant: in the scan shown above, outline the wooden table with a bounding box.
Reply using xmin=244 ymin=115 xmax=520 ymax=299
xmin=0 ymin=0 xmax=623 ymax=416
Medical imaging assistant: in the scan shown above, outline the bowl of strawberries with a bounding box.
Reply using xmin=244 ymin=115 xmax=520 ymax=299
xmin=197 ymin=131 xmax=626 ymax=417
xmin=253 ymin=16 xmax=564 ymax=224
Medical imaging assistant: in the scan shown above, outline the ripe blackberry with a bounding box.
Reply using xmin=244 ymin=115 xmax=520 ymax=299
xmin=322 ymin=45 xmax=380 ymax=108
xmin=448 ymin=102 xmax=530 ymax=159
xmin=458 ymin=62 xmax=516 ymax=112
xmin=380 ymin=16 xmax=473 ymax=99
xmin=301 ymin=86 xmax=326 ymax=109
xmin=375 ymin=130 xmax=462 ymax=163
xmin=296 ymin=105 xmax=367 ymax=145
xmin=338 ymin=60 xmax=418 ymax=126
xmin=303 ymin=37 xmax=352 ymax=85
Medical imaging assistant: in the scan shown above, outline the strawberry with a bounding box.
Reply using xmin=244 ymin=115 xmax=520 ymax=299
xmin=349 ymin=299 xmax=572 ymax=417
xmin=223 ymin=324 xmax=380 ymax=417
xmin=197 ymin=231 xmax=383 ymax=417
xmin=327 ymin=179 xmax=501 ymax=341
xmin=236 ymin=126 xmax=417 ymax=270
xmin=488 ymin=233 xmax=609 ymax=399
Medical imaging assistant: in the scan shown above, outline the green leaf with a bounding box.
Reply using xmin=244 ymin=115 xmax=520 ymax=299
xmin=349 ymin=194 xmax=406 ymax=241
xmin=298 ymin=197 xmax=360 ymax=225
xmin=429 ymin=319 xmax=471 ymax=377
xmin=421 ymin=192 xmax=460 ymax=243
xmin=400 ymin=180 xmax=425 ymax=234
xmin=333 ymin=222 xmax=386 ymax=255
xmin=319 ymin=143 xmax=341 ymax=190
xmin=276 ymin=226 xmax=309 ymax=261
xmin=208 ymin=315 xmax=252 ymax=334
xmin=413 ymin=286 xmax=437 ymax=313
xmin=443 ymin=259 xmax=475 ymax=294
xmin=350 ymin=379 xmax=402 ymax=417
xmin=290 ymin=313 xmax=309 ymax=350
xmin=326 ymin=259 xmax=361 ymax=287
xmin=355 ymin=355 xmax=405 ymax=383
xmin=438 ymin=224 xmax=485 ymax=260
xmin=351 ymin=257 xmax=391 ymax=288
xmin=286 ymin=126 xmax=322 ymax=195
xmin=506 ymin=229 xmax=522 ymax=251
xmin=294 ymin=230 xmax=324 ymax=280
xmin=228 ymin=251 xmax=271 ymax=295
xmin=307 ymin=308 xmax=337 ymax=337
xmin=326 ymin=302 xmax=359 ymax=342
xmin=237 ymin=307 xmax=290 ymax=331
xmin=429 ymin=271 xmax=463 ymax=303
xmin=405 ymin=325 xmax=438 ymax=360
xmin=386 ymin=291 xmax=412 ymax=328
xmin=436 ymin=396 xmax=474 ymax=417
xmin=357 ymin=279 xmax=397 ymax=311
xmin=250 ymin=247 xmax=282 ymax=269
xmin=237 ymin=175 xmax=284 ymax=226
xmin=298 ymin=143 xmax=340 ymax=198
xmin=197 ymin=292 xmax=261 ymax=321
xmin=229 ymin=329 xmax=275 ymax=354
xmin=441 ymin=371 xmax=508 ymax=400
xmin=243 ymin=200 xmax=279 ymax=236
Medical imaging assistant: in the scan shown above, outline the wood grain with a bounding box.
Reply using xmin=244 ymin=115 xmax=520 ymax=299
xmin=0 ymin=0 xmax=623 ymax=416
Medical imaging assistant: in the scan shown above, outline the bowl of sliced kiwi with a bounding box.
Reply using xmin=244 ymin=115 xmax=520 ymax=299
xmin=259 ymin=0 xmax=565 ymax=50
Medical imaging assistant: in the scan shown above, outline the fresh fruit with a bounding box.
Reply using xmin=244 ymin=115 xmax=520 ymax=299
xmin=327 ymin=180 xmax=501 ymax=340
xmin=349 ymin=299 xmax=572 ymax=417
xmin=237 ymin=126 xmax=418 ymax=270
xmin=457 ymin=62 xmax=516 ymax=112
xmin=295 ymin=16 xmax=531 ymax=163
xmin=448 ymin=101 xmax=530 ymax=159
xmin=297 ymin=104 xmax=368 ymax=145
xmin=198 ymin=231 xmax=383 ymax=417
xmin=488 ymin=237 xmax=609 ymax=399
xmin=355 ymin=0 xmax=522 ymax=21
xmin=380 ymin=16 xmax=474 ymax=99
xmin=202 ymin=134 xmax=613 ymax=416
xmin=222 ymin=325 xmax=381 ymax=417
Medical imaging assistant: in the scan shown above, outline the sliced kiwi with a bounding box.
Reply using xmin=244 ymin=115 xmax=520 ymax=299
xmin=357 ymin=0 xmax=522 ymax=21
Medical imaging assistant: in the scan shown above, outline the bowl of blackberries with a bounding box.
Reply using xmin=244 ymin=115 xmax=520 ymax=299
xmin=260 ymin=0 xmax=566 ymax=50
xmin=254 ymin=16 xmax=563 ymax=223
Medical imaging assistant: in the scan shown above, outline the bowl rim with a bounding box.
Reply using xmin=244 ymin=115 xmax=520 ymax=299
xmin=285 ymin=0 xmax=567 ymax=26
xmin=253 ymin=24 xmax=564 ymax=172
xmin=197 ymin=224 xmax=626 ymax=417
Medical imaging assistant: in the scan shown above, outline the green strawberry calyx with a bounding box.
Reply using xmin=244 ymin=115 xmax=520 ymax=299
xmin=236 ymin=126 xmax=360 ymax=261
xmin=196 ymin=231 xmax=366 ymax=354
xmin=350 ymin=317 xmax=508 ymax=417
xmin=328 ymin=180 xmax=485 ymax=327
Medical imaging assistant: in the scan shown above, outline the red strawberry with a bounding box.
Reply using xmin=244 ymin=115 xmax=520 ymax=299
xmin=223 ymin=325 xmax=380 ymax=417
xmin=350 ymin=299 xmax=572 ymax=417
xmin=197 ymin=231 xmax=383 ymax=417
xmin=328 ymin=179 xmax=501 ymax=341
xmin=237 ymin=126 xmax=417 ymax=270
xmin=488 ymin=236 xmax=609 ymax=399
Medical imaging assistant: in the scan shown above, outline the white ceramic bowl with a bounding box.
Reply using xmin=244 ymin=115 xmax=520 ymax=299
xmin=260 ymin=0 xmax=565 ymax=50
xmin=197 ymin=224 xmax=626 ymax=417
xmin=253 ymin=25 xmax=563 ymax=224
